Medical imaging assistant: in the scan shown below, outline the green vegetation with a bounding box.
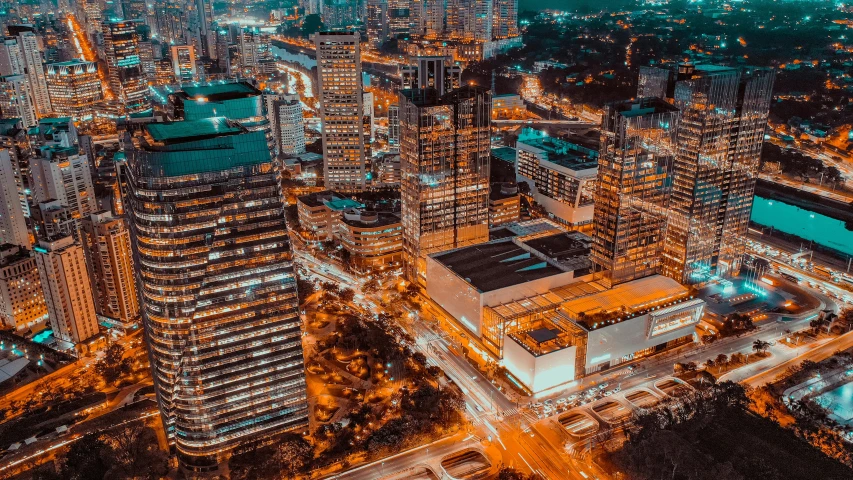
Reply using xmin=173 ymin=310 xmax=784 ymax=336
xmin=607 ymin=382 xmax=853 ymax=480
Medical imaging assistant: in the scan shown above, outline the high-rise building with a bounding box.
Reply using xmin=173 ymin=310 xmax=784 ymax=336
xmin=411 ymin=0 xmax=445 ymax=37
xmin=638 ymin=64 xmax=775 ymax=282
xmin=15 ymin=30 xmax=52 ymax=118
xmin=124 ymin=117 xmax=308 ymax=470
xmin=388 ymin=103 xmax=400 ymax=146
xmin=491 ymin=0 xmax=518 ymax=39
xmin=448 ymin=0 xmax=492 ymax=41
xmin=323 ymin=0 xmax=357 ymax=28
xmin=238 ymin=28 xmax=270 ymax=71
xmin=267 ymin=94 xmax=306 ymax=156
xmin=81 ymin=211 xmax=139 ymax=330
xmin=30 ymin=145 xmax=97 ymax=223
xmin=0 ymin=244 xmax=48 ymax=333
xmin=136 ymin=24 xmax=156 ymax=81
xmin=388 ymin=0 xmax=411 ymax=37
xmin=316 ymin=31 xmax=366 ymax=192
xmin=0 ymin=37 xmax=26 ymax=77
xmin=170 ymin=44 xmax=197 ymax=82
xmin=103 ymin=19 xmax=152 ymax=115
xmin=0 ymin=74 xmax=37 ymax=126
xmin=0 ymin=119 xmax=32 ymax=218
xmin=399 ymin=86 xmax=491 ymax=283
xmin=592 ymin=98 xmax=680 ymax=287
xmin=366 ymin=0 xmax=389 ymax=48
xmin=34 ymin=235 xmax=99 ymax=345
xmin=0 ymin=149 xmax=29 ymax=247
xmin=44 ymin=60 xmax=103 ymax=119
xmin=400 ymin=56 xmax=463 ymax=95
xmin=194 ymin=0 xmax=213 ymax=56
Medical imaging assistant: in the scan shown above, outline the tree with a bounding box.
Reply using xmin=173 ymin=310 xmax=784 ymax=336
xmin=498 ymin=466 xmax=544 ymax=480
xmin=296 ymin=276 xmax=316 ymax=299
xmin=715 ymin=354 xmax=729 ymax=373
xmin=339 ymin=288 xmax=356 ymax=303
xmin=102 ymin=423 xmax=169 ymax=479
xmin=59 ymin=434 xmax=114 ymax=480
xmin=810 ymin=316 xmax=830 ymax=334
xmin=95 ymin=343 xmax=132 ymax=385
xmin=275 ymin=432 xmax=314 ymax=478
xmin=752 ymin=339 xmax=771 ymax=355
xmin=301 ymin=14 xmax=323 ymax=37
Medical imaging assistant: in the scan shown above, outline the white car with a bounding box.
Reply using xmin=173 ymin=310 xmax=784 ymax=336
xmin=556 ymin=398 xmax=567 ymax=405
xmin=567 ymin=394 xmax=578 ymax=401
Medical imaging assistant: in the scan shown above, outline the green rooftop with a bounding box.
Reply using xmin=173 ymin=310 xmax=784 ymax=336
xmin=146 ymin=117 xmax=243 ymax=143
xmin=327 ymin=198 xmax=364 ymax=211
xmin=491 ymin=146 xmax=517 ymax=163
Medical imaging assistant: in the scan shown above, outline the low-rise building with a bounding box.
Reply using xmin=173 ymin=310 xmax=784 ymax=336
xmin=337 ymin=209 xmax=402 ymax=270
xmin=516 ymin=128 xmax=597 ymax=229
xmin=492 ymin=93 xmax=525 ymax=118
xmin=296 ymin=191 xmax=364 ymax=240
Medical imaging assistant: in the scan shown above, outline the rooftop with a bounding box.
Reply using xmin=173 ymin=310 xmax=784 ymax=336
xmin=146 ymin=117 xmax=244 ymax=143
xmin=339 ymin=211 xmax=401 ymax=229
xmin=523 ymin=232 xmax=592 ymax=273
xmin=491 ymin=146 xmax=517 ymax=164
xmin=517 ymin=130 xmax=598 ymax=172
xmin=560 ymin=275 xmax=691 ymax=330
xmin=297 ymin=190 xmax=365 ymax=210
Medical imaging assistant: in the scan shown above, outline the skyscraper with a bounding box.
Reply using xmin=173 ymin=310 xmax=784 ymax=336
xmin=14 ymin=29 xmax=51 ymax=118
xmin=592 ymin=97 xmax=680 ymax=287
xmin=124 ymin=117 xmax=308 ymax=470
xmin=267 ymin=94 xmax=306 ymax=156
xmin=411 ymin=0 xmax=445 ymax=37
xmin=400 ymin=56 xmax=463 ymax=95
xmin=0 ymin=150 xmax=29 ymax=247
xmin=170 ymin=44 xmax=198 ymax=82
xmin=102 ymin=19 xmax=152 ymax=115
xmin=638 ymin=64 xmax=775 ymax=282
xmin=366 ymin=0 xmax=389 ymax=48
xmin=448 ymin=0 xmax=493 ymax=41
xmin=316 ymin=31 xmax=366 ymax=192
xmin=399 ymin=86 xmax=491 ymax=283
xmin=44 ymin=61 xmax=103 ymax=119
xmin=388 ymin=0 xmax=411 ymax=37
xmin=30 ymin=145 xmax=97 ymax=223
xmin=34 ymin=235 xmax=99 ymax=345
xmin=0 ymin=74 xmax=37 ymax=126
xmin=0 ymin=245 xmax=48 ymax=333
xmin=81 ymin=212 xmax=139 ymax=330
xmin=491 ymin=0 xmax=518 ymax=39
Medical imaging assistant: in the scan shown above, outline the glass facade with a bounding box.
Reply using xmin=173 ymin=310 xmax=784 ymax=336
xmin=103 ymin=19 xmax=152 ymax=115
xmin=399 ymin=86 xmax=491 ymax=283
xmin=593 ymin=98 xmax=680 ymax=287
xmin=636 ymin=64 xmax=774 ymax=283
xmin=124 ymin=118 xmax=308 ymax=470
xmin=44 ymin=61 xmax=103 ymax=119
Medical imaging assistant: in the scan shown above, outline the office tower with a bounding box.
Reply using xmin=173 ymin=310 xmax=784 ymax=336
xmin=388 ymin=0 xmax=411 ymax=37
xmin=170 ymin=44 xmax=197 ymax=82
xmin=34 ymin=232 xmax=98 ymax=341
xmin=120 ymin=0 xmax=147 ymax=20
xmin=0 ymin=74 xmax=37 ymax=126
xmin=268 ymin=94 xmax=306 ymax=156
xmin=316 ymin=32 xmax=366 ymax=192
xmin=638 ymin=64 xmax=775 ymax=282
xmin=35 ymin=201 xmax=78 ymax=239
xmin=366 ymin=0 xmax=389 ymax=48
xmin=44 ymin=61 xmax=103 ymax=119
xmin=136 ymin=24 xmax=156 ymax=81
xmin=170 ymin=81 xmax=274 ymax=151
xmin=399 ymin=86 xmax=491 ymax=283
xmin=83 ymin=0 xmax=103 ymax=37
xmin=0 ymin=245 xmax=48 ymax=333
xmin=411 ymin=0 xmax=444 ymax=37
xmin=30 ymin=145 xmax=97 ymax=222
xmin=81 ymin=212 xmax=139 ymax=329
xmin=35 ymin=235 xmax=99 ymax=345
xmin=214 ymin=29 xmax=230 ymax=71
xmin=388 ymin=103 xmax=400 ymax=146
xmin=448 ymin=0 xmax=492 ymax=41
xmin=492 ymin=0 xmax=518 ymax=39
xmin=363 ymin=91 xmax=375 ymax=143
xmin=103 ymin=19 xmax=152 ymax=115
xmin=0 ymin=150 xmax=29 ymax=247
xmin=400 ymin=56 xmax=462 ymax=95
xmin=592 ymin=98 xmax=680 ymax=287
xmin=14 ymin=30 xmax=51 ymax=117
xmin=124 ymin=117 xmax=308 ymax=469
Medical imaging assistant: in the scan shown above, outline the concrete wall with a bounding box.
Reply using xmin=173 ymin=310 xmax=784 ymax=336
xmin=504 ymin=336 xmax=577 ymax=393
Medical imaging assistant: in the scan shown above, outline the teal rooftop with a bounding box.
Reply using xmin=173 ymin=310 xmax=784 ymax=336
xmin=180 ymin=82 xmax=260 ymax=101
xmin=146 ymin=117 xmax=243 ymax=143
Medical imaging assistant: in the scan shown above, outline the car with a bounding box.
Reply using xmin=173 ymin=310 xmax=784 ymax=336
xmin=598 ymin=382 xmax=609 ymax=390
xmin=567 ymin=394 xmax=578 ymax=401
xmin=603 ymin=391 xmax=612 ymax=397
xmin=556 ymin=398 xmax=567 ymax=405
xmin=532 ymin=402 xmax=543 ymax=408
xmin=544 ymin=399 xmax=553 ymax=405
xmin=544 ymin=406 xmax=553 ymax=413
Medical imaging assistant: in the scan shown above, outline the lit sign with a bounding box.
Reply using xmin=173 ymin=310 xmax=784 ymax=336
xmin=760 ymin=277 xmax=774 ymax=286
